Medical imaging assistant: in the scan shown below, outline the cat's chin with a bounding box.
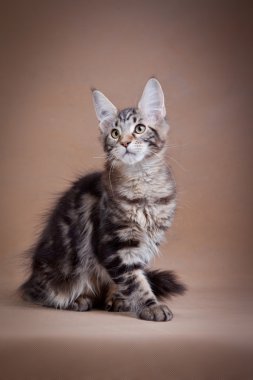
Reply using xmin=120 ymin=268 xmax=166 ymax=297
xmin=119 ymin=152 xmax=145 ymax=166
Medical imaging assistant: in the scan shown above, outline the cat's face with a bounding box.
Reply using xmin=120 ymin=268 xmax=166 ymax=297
xmin=92 ymin=78 xmax=169 ymax=165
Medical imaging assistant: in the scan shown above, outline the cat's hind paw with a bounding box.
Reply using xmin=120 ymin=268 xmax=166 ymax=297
xmin=67 ymin=295 xmax=93 ymax=312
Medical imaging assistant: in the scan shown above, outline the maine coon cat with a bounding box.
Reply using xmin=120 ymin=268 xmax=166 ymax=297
xmin=20 ymin=78 xmax=186 ymax=321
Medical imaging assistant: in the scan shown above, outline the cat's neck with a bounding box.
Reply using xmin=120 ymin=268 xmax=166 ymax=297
xmin=104 ymin=149 xmax=173 ymax=199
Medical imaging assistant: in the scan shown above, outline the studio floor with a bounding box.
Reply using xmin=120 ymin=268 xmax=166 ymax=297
xmin=1 ymin=277 xmax=252 ymax=379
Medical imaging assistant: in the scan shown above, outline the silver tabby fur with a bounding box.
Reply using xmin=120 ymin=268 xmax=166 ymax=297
xmin=20 ymin=78 xmax=186 ymax=321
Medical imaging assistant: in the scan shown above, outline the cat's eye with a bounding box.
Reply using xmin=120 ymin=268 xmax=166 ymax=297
xmin=134 ymin=124 xmax=146 ymax=134
xmin=111 ymin=128 xmax=120 ymax=139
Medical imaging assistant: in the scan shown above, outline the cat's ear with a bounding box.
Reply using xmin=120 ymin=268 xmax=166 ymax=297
xmin=92 ymin=90 xmax=117 ymax=131
xmin=138 ymin=78 xmax=166 ymax=124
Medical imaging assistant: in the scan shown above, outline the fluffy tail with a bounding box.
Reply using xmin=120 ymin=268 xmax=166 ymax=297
xmin=146 ymin=269 xmax=187 ymax=300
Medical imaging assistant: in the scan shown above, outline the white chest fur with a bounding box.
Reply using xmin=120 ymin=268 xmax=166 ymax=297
xmin=118 ymin=161 xmax=175 ymax=229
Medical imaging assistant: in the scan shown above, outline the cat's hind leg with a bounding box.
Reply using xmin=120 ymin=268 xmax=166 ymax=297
xmin=42 ymin=290 xmax=95 ymax=312
xmin=67 ymin=295 xmax=93 ymax=312
xmin=21 ymin=275 xmax=95 ymax=312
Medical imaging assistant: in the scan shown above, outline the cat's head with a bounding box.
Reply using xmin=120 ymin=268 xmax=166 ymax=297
xmin=92 ymin=78 xmax=169 ymax=165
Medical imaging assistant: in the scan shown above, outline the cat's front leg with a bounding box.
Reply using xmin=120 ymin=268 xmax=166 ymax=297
xmin=120 ymin=268 xmax=173 ymax=321
xmin=103 ymin=257 xmax=173 ymax=321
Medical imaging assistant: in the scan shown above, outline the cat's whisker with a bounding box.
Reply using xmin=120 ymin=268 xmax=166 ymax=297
xmin=164 ymin=144 xmax=181 ymax=149
xmin=164 ymin=141 xmax=191 ymax=149
xmin=167 ymin=155 xmax=188 ymax=172
xmin=155 ymin=150 xmax=187 ymax=173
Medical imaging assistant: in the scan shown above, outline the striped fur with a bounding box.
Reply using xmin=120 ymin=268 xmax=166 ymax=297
xmin=20 ymin=78 xmax=186 ymax=321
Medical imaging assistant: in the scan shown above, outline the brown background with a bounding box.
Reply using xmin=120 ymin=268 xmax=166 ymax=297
xmin=0 ymin=1 xmax=253 ymax=379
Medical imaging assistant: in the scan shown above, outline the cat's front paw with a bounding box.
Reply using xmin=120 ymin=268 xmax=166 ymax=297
xmin=105 ymin=295 xmax=130 ymax=312
xmin=138 ymin=303 xmax=173 ymax=322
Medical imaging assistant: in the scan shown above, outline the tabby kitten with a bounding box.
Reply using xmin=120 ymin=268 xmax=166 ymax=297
xmin=20 ymin=78 xmax=186 ymax=321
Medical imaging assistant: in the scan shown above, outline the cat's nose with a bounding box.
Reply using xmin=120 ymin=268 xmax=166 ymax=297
xmin=120 ymin=140 xmax=131 ymax=148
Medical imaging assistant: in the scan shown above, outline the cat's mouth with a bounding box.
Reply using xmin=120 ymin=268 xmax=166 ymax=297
xmin=120 ymin=149 xmax=138 ymax=165
xmin=123 ymin=149 xmax=135 ymax=157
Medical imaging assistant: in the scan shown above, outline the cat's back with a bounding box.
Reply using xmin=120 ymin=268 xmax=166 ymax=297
xmin=54 ymin=171 xmax=103 ymax=216
xmin=32 ymin=171 xmax=103 ymax=262
xmin=71 ymin=171 xmax=103 ymax=200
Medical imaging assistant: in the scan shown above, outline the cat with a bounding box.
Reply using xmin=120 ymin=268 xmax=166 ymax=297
xmin=20 ymin=78 xmax=186 ymax=321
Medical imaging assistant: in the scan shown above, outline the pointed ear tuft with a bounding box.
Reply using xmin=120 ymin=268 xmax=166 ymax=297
xmin=138 ymin=78 xmax=166 ymax=124
xmin=92 ymin=90 xmax=117 ymax=130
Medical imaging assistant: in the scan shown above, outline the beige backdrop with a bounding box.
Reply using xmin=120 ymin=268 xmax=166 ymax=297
xmin=0 ymin=1 xmax=253 ymax=379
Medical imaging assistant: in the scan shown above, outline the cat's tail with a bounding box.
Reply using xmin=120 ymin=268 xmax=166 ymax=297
xmin=146 ymin=269 xmax=187 ymax=300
